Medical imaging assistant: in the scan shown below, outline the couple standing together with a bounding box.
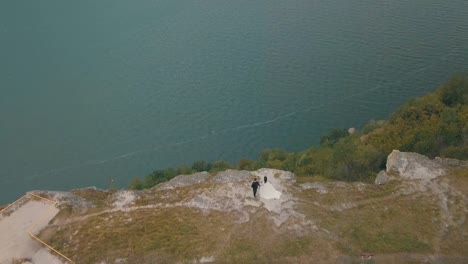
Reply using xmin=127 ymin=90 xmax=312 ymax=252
xmin=251 ymin=176 xmax=267 ymax=197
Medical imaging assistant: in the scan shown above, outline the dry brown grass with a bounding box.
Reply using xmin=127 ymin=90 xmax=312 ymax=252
xmin=41 ymin=207 xmax=236 ymax=263
xmin=438 ymin=170 xmax=468 ymax=255
xmin=41 ymin=200 xmax=338 ymax=263
xmin=295 ymin=175 xmax=331 ymax=184
xmin=297 ymin=180 xmax=401 ymax=207
xmin=134 ymin=181 xmax=216 ymax=207
xmin=297 ymin=180 xmax=440 ymax=256
xmin=216 ymin=209 xmax=338 ymax=264
xmin=38 ymin=171 xmax=468 ymax=263
xmin=71 ymin=189 xmax=116 ymax=208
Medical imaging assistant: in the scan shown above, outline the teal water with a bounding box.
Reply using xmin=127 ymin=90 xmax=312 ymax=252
xmin=1 ymin=0 xmax=467 ymax=203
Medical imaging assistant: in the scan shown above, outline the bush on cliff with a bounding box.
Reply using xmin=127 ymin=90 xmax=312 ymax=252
xmin=130 ymin=74 xmax=468 ymax=189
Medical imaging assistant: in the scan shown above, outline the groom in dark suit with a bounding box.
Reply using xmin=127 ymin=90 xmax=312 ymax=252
xmin=251 ymin=178 xmax=260 ymax=197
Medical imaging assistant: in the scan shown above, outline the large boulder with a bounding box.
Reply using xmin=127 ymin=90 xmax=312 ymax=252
xmin=386 ymin=150 xmax=446 ymax=180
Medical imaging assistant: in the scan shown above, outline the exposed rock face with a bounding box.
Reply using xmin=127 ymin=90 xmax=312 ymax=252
xmin=214 ymin=169 xmax=252 ymax=183
xmin=157 ymin=171 xmax=210 ymax=189
xmin=376 ymin=150 xmax=468 ymax=184
xmin=41 ymin=190 xmax=93 ymax=209
xmin=386 ymin=150 xmax=447 ymax=180
xmin=112 ymin=191 xmax=136 ymax=210
xmin=180 ymin=168 xmax=303 ymax=227
xmin=300 ymin=183 xmax=328 ymax=194
xmin=375 ymin=170 xmax=392 ymax=185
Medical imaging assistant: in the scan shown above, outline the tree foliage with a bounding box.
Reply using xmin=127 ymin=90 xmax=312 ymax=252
xmin=131 ymin=75 xmax=468 ymax=189
xmin=367 ymin=74 xmax=468 ymax=159
xmin=129 ymin=161 xmax=234 ymax=190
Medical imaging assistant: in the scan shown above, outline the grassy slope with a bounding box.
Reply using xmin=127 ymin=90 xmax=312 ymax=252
xmin=39 ymin=169 xmax=467 ymax=263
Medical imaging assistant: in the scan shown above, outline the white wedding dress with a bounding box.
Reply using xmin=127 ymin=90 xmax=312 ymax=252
xmin=259 ymin=182 xmax=281 ymax=199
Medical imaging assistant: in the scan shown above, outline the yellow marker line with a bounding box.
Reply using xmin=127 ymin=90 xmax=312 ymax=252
xmin=28 ymin=192 xmax=57 ymax=205
xmin=3 ymin=192 xmax=74 ymax=263
xmin=28 ymin=232 xmax=75 ymax=264
xmin=0 ymin=194 xmax=28 ymax=214
xmin=27 ymin=193 xmax=75 ymax=263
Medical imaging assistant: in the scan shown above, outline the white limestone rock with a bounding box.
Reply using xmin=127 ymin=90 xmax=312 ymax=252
xmin=214 ymin=169 xmax=252 ymax=183
xmin=375 ymin=170 xmax=393 ymax=185
xmin=386 ymin=150 xmax=446 ymax=180
xmin=300 ymin=182 xmax=328 ymax=194
xmin=157 ymin=171 xmax=210 ymax=190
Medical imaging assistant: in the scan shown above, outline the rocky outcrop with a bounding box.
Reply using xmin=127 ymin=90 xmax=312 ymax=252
xmin=181 ymin=168 xmax=301 ymax=227
xmin=386 ymin=150 xmax=447 ymax=180
xmin=213 ymin=169 xmax=252 ymax=183
xmin=375 ymin=150 xmax=468 ymax=184
xmin=300 ymin=182 xmax=328 ymax=194
xmin=157 ymin=171 xmax=210 ymax=189
xmin=375 ymin=170 xmax=393 ymax=185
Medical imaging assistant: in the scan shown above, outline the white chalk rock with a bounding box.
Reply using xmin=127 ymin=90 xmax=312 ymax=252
xmin=386 ymin=150 xmax=446 ymax=180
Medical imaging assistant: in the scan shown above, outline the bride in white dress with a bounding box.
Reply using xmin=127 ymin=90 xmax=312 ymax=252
xmin=259 ymin=181 xmax=281 ymax=199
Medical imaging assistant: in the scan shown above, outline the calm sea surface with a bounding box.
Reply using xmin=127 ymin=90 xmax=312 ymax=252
xmin=1 ymin=0 xmax=467 ymax=203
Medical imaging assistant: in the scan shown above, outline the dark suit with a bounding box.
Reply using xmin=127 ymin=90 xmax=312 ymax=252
xmin=251 ymin=181 xmax=260 ymax=197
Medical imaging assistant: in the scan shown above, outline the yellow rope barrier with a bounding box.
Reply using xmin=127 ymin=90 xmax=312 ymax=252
xmin=0 ymin=194 xmax=28 ymax=214
xmin=26 ymin=193 xmax=75 ymax=263
xmin=28 ymin=192 xmax=58 ymax=205
xmin=0 ymin=192 xmax=75 ymax=263
xmin=28 ymin=232 xmax=75 ymax=264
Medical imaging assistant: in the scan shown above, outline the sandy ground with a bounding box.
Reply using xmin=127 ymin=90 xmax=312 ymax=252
xmin=0 ymin=198 xmax=63 ymax=264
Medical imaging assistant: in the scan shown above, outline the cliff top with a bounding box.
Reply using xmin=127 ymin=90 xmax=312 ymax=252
xmin=1 ymin=151 xmax=467 ymax=264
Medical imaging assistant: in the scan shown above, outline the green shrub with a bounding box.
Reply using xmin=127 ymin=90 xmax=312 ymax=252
xmin=320 ymin=128 xmax=348 ymax=147
xmin=211 ymin=160 xmax=233 ymax=172
xmin=238 ymin=159 xmax=258 ymax=170
xmin=130 ymin=75 xmax=468 ymax=189
xmin=191 ymin=161 xmax=212 ymax=172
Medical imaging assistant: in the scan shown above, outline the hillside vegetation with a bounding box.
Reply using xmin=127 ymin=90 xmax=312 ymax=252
xmin=130 ymin=75 xmax=468 ymax=190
